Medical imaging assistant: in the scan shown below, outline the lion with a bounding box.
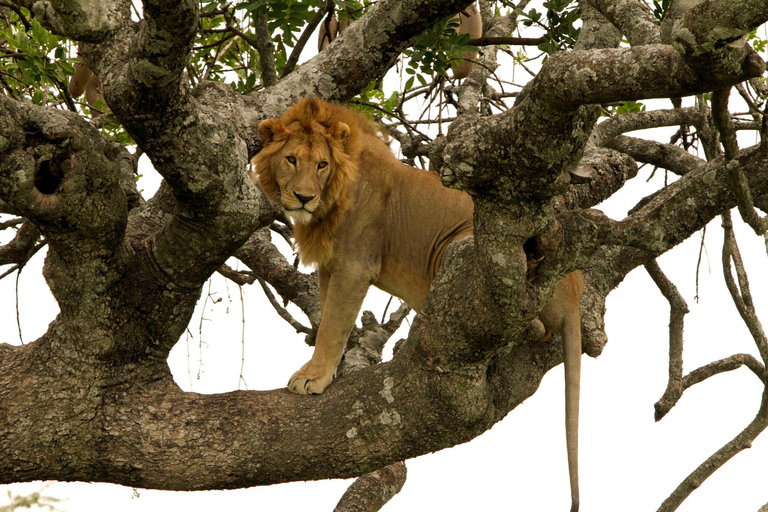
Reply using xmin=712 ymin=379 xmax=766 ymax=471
xmin=250 ymin=98 xmax=583 ymax=512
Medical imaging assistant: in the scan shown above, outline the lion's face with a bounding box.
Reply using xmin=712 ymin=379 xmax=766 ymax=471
xmin=269 ymin=132 xmax=333 ymax=225
xmin=252 ymin=115 xmax=353 ymax=226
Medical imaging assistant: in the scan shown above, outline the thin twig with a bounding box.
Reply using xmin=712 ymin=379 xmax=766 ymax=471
xmin=258 ymin=278 xmax=312 ymax=334
xmin=238 ymin=284 xmax=248 ymax=390
xmin=467 ymin=35 xmax=545 ymax=46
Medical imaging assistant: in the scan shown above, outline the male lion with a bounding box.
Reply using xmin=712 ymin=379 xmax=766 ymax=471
xmin=251 ymin=98 xmax=583 ymax=512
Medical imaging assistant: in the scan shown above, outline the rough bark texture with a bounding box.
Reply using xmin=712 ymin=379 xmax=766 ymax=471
xmin=0 ymin=0 xmax=767 ymax=508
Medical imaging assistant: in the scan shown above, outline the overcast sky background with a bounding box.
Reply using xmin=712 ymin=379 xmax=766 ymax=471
xmin=2 ymin=7 xmax=768 ymax=512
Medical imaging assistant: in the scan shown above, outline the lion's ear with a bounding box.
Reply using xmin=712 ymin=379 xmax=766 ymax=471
xmin=330 ymin=122 xmax=351 ymax=144
xmin=258 ymin=119 xmax=290 ymax=144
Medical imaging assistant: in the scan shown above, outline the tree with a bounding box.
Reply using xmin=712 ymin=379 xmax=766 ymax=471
xmin=0 ymin=1 xmax=767 ymax=511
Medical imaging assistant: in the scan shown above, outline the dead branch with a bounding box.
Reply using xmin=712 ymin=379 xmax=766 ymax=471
xmin=659 ymin=212 xmax=768 ymax=511
xmin=658 ymin=388 xmax=768 ymax=512
xmin=713 ymin=89 xmax=768 ymax=235
xmin=235 ymin=227 xmax=321 ymax=328
xmin=606 ymin=135 xmax=705 ymax=176
xmin=258 ymin=278 xmax=312 ymax=335
xmin=682 ymin=353 xmax=765 ymax=388
xmin=721 ymin=212 xmax=768 ymax=364
xmin=217 ymin=264 xmax=256 ymax=286
xmin=646 ymin=261 xmax=689 ymax=421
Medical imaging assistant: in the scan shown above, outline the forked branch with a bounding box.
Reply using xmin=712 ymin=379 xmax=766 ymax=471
xmin=658 ymin=212 xmax=768 ymax=512
xmin=712 ymin=89 xmax=768 ymax=236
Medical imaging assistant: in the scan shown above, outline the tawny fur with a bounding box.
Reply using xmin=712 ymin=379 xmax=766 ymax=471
xmin=251 ymin=98 xmax=583 ymax=512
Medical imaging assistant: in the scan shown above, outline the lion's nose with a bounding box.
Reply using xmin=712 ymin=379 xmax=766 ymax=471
xmin=294 ymin=192 xmax=316 ymax=205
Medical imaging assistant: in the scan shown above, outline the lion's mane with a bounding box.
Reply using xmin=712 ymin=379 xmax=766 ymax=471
xmin=253 ymin=98 xmax=377 ymax=266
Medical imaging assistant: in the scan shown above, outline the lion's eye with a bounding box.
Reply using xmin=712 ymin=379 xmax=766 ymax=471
xmin=318 ymin=161 xmax=328 ymax=170
xmin=286 ymin=156 xmax=296 ymax=165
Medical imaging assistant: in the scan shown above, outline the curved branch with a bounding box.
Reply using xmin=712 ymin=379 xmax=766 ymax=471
xmin=646 ymin=261 xmax=689 ymax=421
xmin=606 ymin=135 xmax=705 ymax=176
xmin=593 ymin=107 xmax=706 ymax=146
xmin=333 ymin=462 xmax=407 ymax=512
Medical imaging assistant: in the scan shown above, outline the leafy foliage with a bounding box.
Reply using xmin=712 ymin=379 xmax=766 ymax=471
xmin=403 ymin=14 xmax=476 ymax=86
xmin=519 ymin=0 xmax=581 ymax=55
xmin=649 ymin=0 xmax=669 ymax=22
xmin=616 ymin=100 xmax=646 ymax=115
xmin=0 ymin=8 xmax=75 ymax=106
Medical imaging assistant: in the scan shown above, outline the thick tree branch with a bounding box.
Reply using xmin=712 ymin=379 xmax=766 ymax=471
xmin=587 ymin=0 xmax=661 ymax=46
xmin=578 ymin=146 xmax=768 ymax=355
xmin=253 ymin=12 xmax=278 ymax=88
xmin=538 ymin=45 xmax=763 ymax=111
xmin=333 ymin=462 xmax=407 ymax=512
xmin=557 ymin=147 xmax=639 ymax=211
xmin=24 ymin=0 xmax=129 ymax=42
xmin=247 ymin=0 xmax=479 ymax=106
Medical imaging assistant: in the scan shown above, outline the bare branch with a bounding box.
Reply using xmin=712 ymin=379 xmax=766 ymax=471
xmin=217 ymin=264 xmax=256 ymax=286
xmin=721 ymin=212 xmax=768 ymax=364
xmin=593 ymin=107 xmax=705 ymax=146
xmin=235 ymin=227 xmax=321 ymax=328
xmin=467 ymin=36 xmax=545 ymax=46
xmin=658 ymin=388 xmax=768 ymax=512
xmin=712 ymin=88 xmax=740 ymax=160
xmin=607 ymin=135 xmax=705 ymax=176
xmin=682 ymin=353 xmax=766 ymax=388
xmin=258 ymin=278 xmax=313 ymax=335
xmin=713 ymin=90 xmax=768 ymax=235
xmin=646 ymin=261 xmax=689 ymax=422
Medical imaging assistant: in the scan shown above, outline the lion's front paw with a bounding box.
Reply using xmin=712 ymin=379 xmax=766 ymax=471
xmin=287 ymin=362 xmax=334 ymax=395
